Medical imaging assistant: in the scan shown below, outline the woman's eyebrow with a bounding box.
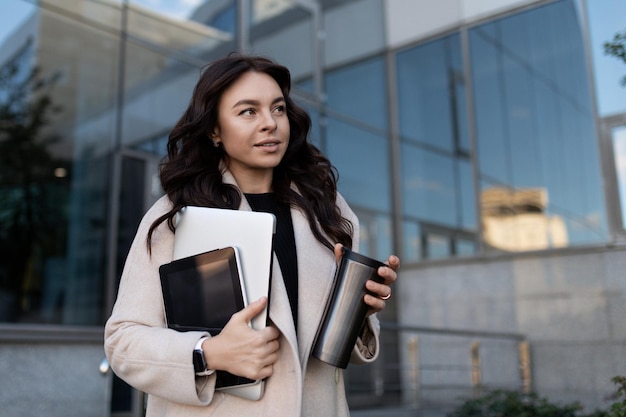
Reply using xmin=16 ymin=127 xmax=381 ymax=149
xmin=232 ymin=97 xmax=285 ymax=108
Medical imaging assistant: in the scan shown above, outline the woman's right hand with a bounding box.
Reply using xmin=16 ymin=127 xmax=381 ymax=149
xmin=202 ymin=297 xmax=280 ymax=380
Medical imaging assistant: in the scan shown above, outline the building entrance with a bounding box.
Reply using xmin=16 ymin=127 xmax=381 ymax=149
xmin=106 ymin=149 xmax=162 ymax=417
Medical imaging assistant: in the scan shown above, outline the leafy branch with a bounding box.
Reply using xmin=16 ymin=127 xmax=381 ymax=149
xmin=604 ymin=30 xmax=626 ymax=87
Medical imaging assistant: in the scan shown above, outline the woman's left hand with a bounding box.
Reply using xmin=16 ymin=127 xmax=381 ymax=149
xmin=333 ymin=244 xmax=400 ymax=316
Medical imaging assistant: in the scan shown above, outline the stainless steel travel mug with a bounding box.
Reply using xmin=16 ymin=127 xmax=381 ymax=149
xmin=312 ymin=247 xmax=386 ymax=368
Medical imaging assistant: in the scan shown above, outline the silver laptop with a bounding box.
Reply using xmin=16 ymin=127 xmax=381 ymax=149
xmin=173 ymin=206 xmax=276 ymax=401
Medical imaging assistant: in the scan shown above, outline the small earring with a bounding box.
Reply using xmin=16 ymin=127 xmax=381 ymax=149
xmin=212 ymin=139 xmax=220 ymax=147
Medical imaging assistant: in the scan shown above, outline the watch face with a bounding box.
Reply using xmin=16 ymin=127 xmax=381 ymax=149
xmin=193 ymin=349 xmax=206 ymax=373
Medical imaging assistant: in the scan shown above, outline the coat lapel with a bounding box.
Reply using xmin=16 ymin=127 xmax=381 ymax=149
xmin=266 ymin=255 xmax=298 ymax=353
xmin=291 ymin=207 xmax=338 ymax=365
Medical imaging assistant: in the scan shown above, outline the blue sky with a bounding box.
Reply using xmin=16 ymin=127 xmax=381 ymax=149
xmin=0 ymin=1 xmax=35 ymax=43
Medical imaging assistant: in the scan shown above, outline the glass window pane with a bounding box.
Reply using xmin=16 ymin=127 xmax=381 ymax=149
xmin=373 ymin=214 xmax=393 ymax=262
xmin=426 ymin=233 xmax=449 ymax=259
xmin=397 ymin=34 xmax=465 ymax=152
xmin=42 ymin=0 xmax=122 ymax=31
xmin=401 ymin=143 xmax=457 ymax=226
xmin=396 ymin=32 xmax=477 ymax=260
xmin=301 ymin=103 xmax=322 ymax=150
xmin=132 ymin=0 xmax=238 ymax=37
xmin=402 ymin=221 xmax=421 ymax=263
xmin=0 ymin=4 xmax=119 ymax=324
xmin=327 ymin=118 xmax=390 ymax=213
xmin=470 ymin=27 xmax=510 ymax=183
xmin=121 ymin=43 xmax=199 ymax=150
xmin=128 ymin=0 xmax=236 ymax=59
xmin=353 ymin=211 xmax=393 ymax=261
xmin=249 ymin=2 xmax=314 ymax=80
xmin=326 ymin=57 xmax=387 ymax=132
xmin=456 ymin=239 xmax=476 ymax=257
xmin=470 ymin=0 xmax=608 ymax=250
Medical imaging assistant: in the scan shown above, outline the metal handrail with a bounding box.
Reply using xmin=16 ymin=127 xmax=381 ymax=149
xmin=346 ymin=322 xmax=531 ymax=414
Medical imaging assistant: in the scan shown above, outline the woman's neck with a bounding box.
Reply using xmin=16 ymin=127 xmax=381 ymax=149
xmin=229 ymin=168 xmax=273 ymax=194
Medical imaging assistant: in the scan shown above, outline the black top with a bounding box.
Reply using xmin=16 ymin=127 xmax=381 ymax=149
xmin=245 ymin=193 xmax=299 ymax=332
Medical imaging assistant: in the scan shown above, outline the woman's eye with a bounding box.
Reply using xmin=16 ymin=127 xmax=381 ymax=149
xmin=240 ymin=108 xmax=255 ymax=116
xmin=273 ymin=105 xmax=285 ymax=114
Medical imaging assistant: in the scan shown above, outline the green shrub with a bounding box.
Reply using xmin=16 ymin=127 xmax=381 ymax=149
xmin=604 ymin=376 xmax=626 ymax=417
xmin=447 ymin=389 xmax=594 ymax=417
xmin=447 ymin=376 xmax=626 ymax=417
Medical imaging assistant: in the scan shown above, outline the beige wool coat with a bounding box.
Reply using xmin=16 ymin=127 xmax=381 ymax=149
xmin=104 ymin=172 xmax=381 ymax=417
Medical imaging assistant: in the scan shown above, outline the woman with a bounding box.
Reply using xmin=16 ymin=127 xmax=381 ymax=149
xmin=104 ymin=54 xmax=399 ymax=416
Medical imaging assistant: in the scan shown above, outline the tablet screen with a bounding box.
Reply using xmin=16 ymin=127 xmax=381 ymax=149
xmin=160 ymin=247 xmax=246 ymax=334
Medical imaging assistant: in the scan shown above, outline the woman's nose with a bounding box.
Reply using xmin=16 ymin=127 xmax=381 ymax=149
xmin=260 ymin=110 xmax=277 ymax=131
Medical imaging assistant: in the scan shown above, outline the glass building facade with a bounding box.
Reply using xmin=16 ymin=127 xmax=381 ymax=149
xmin=1 ymin=0 xmax=626 ymax=414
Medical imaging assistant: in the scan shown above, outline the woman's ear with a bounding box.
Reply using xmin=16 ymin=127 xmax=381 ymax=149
xmin=209 ymin=131 xmax=221 ymax=148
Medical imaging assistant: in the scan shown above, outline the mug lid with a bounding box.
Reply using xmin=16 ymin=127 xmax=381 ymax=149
xmin=342 ymin=246 xmax=386 ymax=269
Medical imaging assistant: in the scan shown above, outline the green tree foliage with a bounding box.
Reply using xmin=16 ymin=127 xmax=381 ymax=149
xmin=604 ymin=30 xmax=626 ymax=86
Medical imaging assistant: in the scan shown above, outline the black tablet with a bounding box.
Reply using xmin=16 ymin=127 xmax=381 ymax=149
xmin=159 ymin=246 xmax=247 ymax=334
xmin=160 ymin=247 xmax=256 ymax=388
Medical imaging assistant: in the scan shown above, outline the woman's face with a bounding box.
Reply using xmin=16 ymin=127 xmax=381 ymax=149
xmin=213 ymin=71 xmax=290 ymax=191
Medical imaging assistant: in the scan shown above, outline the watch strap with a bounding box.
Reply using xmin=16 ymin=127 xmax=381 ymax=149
xmin=193 ymin=337 xmax=215 ymax=376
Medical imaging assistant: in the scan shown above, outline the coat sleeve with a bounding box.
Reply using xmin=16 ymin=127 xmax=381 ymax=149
xmin=334 ymin=193 xmax=381 ymax=365
xmin=104 ymin=196 xmax=218 ymax=405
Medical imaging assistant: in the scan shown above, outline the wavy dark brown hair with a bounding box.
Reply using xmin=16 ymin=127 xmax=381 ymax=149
xmin=147 ymin=54 xmax=353 ymax=252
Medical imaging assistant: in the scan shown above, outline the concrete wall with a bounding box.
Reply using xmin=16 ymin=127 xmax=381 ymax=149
xmin=0 ymin=341 xmax=109 ymax=417
xmin=397 ymin=245 xmax=626 ymax=412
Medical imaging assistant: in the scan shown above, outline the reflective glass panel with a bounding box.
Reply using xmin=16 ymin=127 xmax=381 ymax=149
xmin=325 ymin=57 xmax=387 ymax=132
xmin=397 ymin=33 xmax=468 ymax=152
xmin=354 ymin=211 xmax=393 ymax=261
xmin=426 ymin=233 xmax=450 ymax=259
xmin=121 ymin=42 xmax=200 ymax=150
xmin=326 ymin=117 xmax=390 ymax=213
xmin=324 ymin=56 xmax=390 ymax=230
xmin=400 ymin=143 xmax=459 ymax=227
xmin=396 ymin=34 xmax=476 ymax=260
xmin=0 ymin=2 xmax=119 ymax=324
xmin=373 ymin=213 xmax=393 ymax=262
xmin=299 ymin=101 xmax=322 ymax=150
xmin=129 ymin=0 xmax=235 ymax=30
xmin=40 ymin=0 xmax=122 ymax=31
xmin=456 ymin=239 xmax=476 ymax=257
xmin=470 ymin=0 xmax=608 ymax=251
xmin=127 ymin=1 xmax=235 ymax=60
xmin=249 ymin=1 xmax=314 ymax=80
xmin=402 ymin=221 xmax=422 ymax=263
